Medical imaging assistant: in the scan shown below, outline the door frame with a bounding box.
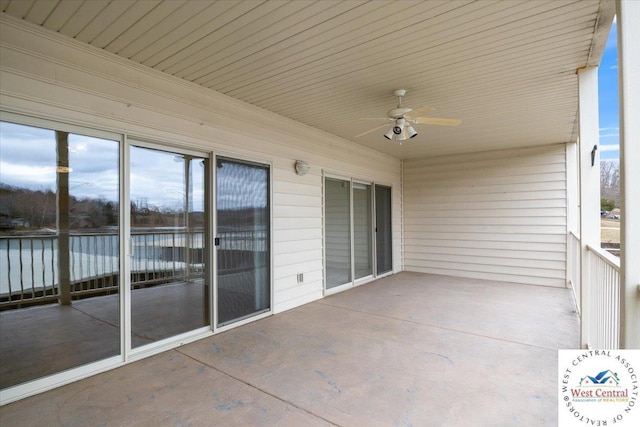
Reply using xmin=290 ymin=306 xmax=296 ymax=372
xmin=212 ymin=153 xmax=274 ymax=333
xmin=125 ymin=138 xmax=213 ymax=362
xmin=374 ymin=183 xmax=394 ymax=278
xmin=0 ymin=113 xmax=275 ymax=404
xmin=352 ymin=180 xmax=375 ymax=286
xmin=322 ymin=171 xmax=393 ymax=295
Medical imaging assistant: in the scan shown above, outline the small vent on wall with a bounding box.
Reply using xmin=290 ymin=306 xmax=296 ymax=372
xmin=297 ymin=273 xmax=304 ymax=284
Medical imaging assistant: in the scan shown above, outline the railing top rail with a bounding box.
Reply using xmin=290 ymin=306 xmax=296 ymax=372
xmin=586 ymin=243 xmax=621 ymax=271
xmin=0 ymin=229 xmax=209 ymax=240
xmin=569 ymin=230 xmax=580 ymax=240
xmin=0 ymin=234 xmax=57 ymax=240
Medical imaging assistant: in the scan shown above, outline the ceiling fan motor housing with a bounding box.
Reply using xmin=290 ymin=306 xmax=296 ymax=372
xmin=393 ymin=118 xmax=406 ymax=134
xmin=387 ymin=107 xmax=413 ymax=118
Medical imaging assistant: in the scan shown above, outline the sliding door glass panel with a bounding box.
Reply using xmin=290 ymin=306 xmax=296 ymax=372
xmin=375 ymin=185 xmax=393 ymax=275
xmin=216 ymin=158 xmax=270 ymax=326
xmin=130 ymin=146 xmax=208 ymax=348
xmin=325 ymin=178 xmax=351 ymax=288
xmin=0 ymin=121 xmax=120 ymax=389
xmin=353 ymin=183 xmax=373 ymax=280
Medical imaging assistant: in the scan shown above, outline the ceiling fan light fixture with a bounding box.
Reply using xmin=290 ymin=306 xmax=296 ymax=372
xmin=358 ymin=89 xmax=460 ymax=143
xmin=384 ymin=127 xmax=394 ymax=140
xmin=393 ymin=117 xmax=405 ymax=135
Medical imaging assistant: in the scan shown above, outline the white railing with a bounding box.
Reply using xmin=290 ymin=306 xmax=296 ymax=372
xmin=586 ymin=244 xmax=621 ymax=349
xmin=1 ymin=228 xmax=267 ymax=310
xmin=1 ymin=230 xmax=204 ymax=309
xmin=568 ymin=231 xmax=581 ymax=313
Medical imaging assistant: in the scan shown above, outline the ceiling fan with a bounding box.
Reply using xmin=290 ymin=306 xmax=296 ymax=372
xmin=355 ymin=89 xmax=461 ymax=143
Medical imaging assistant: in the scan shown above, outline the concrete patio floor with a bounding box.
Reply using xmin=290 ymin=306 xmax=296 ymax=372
xmin=0 ymin=272 xmax=579 ymax=426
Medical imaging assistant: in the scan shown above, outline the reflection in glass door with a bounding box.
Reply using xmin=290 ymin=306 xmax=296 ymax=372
xmin=353 ymin=183 xmax=373 ymax=280
xmin=325 ymin=177 xmax=352 ymax=289
xmin=375 ymin=185 xmax=393 ymax=275
xmin=0 ymin=121 xmax=120 ymax=389
xmin=129 ymin=146 xmax=209 ymax=348
xmin=216 ymin=158 xmax=270 ymax=326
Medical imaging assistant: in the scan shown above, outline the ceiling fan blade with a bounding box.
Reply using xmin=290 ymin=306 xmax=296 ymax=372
xmin=354 ymin=123 xmax=390 ymax=138
xmin=414 ymin=117 xmax=461 ymax=126
xmin=359 ymin=117 xmax=391 ymax=121
xmin=405 ymin=106 xmax=435 ymax=118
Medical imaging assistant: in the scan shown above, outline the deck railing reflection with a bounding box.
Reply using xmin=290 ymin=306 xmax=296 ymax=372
xmin=0 ymin=229 xmax=225 ymax=310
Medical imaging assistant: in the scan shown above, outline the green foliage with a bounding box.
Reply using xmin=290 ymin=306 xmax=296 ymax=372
xmin=601 ymin=198 xmax=615 ymax=211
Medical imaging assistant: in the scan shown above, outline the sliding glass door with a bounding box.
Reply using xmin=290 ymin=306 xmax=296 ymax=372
xmin=216 ymin=157 xmax=270 ymax=326
xmin=129 ymin=145 xmax=209 ymax=347
xmin=1 ymin=116 xmax=275 ymax=400
xmin=324 ymin=177 xmax=352 ymax=289
xmin=353 ymin=183 xmax=373 ymax=280
xmin=375 ymin=185 xmax=393 ymax=275
xmin=324 ymin=176 xmax=392 ymax=293
xmin=0 ymin=120 xmax=121 ymax=389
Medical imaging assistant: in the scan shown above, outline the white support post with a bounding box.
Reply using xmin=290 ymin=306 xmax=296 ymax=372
xmin=617 ymin=0 xmax=640 ymax=349
xmin=566 ymin=142 xmax=580 ymax=308
xmin=566 ymin=142 xmax=579 ymax=238
xmin=577 ymin=66 xmax=600 ymax=349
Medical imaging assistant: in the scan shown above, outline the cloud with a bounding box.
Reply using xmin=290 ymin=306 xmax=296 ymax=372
xmin=0 ymin=161 xmax=56 ymax=189
xmin=600 ymin=144 xmax=619 ymax=152
xmin=1 ymin=122 xmax=269 ymax=212
xmin=599 ymin=127 xmax=619 ymax=138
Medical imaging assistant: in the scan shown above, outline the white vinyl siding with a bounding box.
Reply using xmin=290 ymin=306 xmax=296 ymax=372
xmin=0 ymin=19 xmax=402 ymax=314
xmin=403 ymin=145 xmax=567 ymax=287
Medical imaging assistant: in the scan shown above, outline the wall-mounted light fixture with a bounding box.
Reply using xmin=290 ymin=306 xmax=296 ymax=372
xmin=295 ymin=160 xmax=310 ymax=176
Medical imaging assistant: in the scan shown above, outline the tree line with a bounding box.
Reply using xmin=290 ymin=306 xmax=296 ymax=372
xmin=0 ymin=184 xmax=118 ymax=231
xmin=600 ymin=160 xmax=620 ymax=211
xmin=1 ymin=184 xmax=212 ymax=233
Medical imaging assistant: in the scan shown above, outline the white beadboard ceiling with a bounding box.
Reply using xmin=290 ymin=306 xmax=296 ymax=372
xmin=0 ymin=0 xmax=614 ymax=160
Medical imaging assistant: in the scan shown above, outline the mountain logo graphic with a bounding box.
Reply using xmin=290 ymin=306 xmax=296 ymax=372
xmin=578 ymin=370 xmax=620 ymax=386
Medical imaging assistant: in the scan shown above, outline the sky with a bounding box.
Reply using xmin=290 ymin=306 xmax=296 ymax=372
xmin=0 ymin=121 xmax=266 ymax=211
xmin=0 ymin=122 xmax=205 ymax=210
xmin=598 ymin=19 xmax=620 ymax=162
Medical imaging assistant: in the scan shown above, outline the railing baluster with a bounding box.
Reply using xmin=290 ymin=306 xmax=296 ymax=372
xmin=76 ymin=238 xmax=84 ymax=290
xmin=111 ymin=235 xmax=115 ymax=291
xmin=50 ymin=238 xmax=55 ymax=293
xmin=30 ymin=238 xmax=35 ymax=299
xmin=99 ymin=235 xmax=103 ymax=289
xmin=18 ymin=238 xmax=24 ymax=302
xmin=41 ymin=238 xmax=46 ymax=295
xmin=93 ymin=235 xmax=98 ymax=290
xmin=88 ymin=235 xmax=92 ymax=290
xmin=70 ymin=236 xmax=76 ymax=290
xmin=6 ymin=239 xmax=12 ymax=299
xmin=152 ymin=233 xmax=156 ymax=282
xmin=100 ymin=234 xmax=105 ymax=290
xmin=144 ymin=234 xmax=148 ymax=283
